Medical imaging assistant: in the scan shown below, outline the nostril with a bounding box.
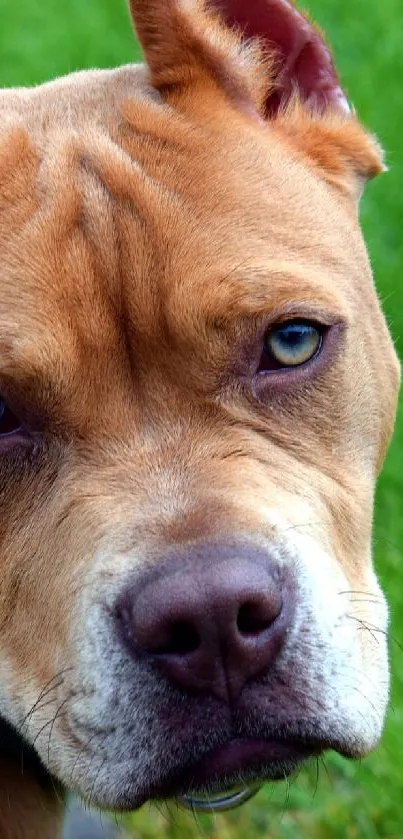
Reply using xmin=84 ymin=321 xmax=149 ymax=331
xmin=114 ymin=545 xmax=290 ymax=701
xmin=237 ymin=599 xmax=282 ymax=636
xmin=154 ymin=621 xmax=201 ymax=656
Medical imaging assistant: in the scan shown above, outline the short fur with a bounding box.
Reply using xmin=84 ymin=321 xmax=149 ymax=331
xmin=0 ymin=0 xmax=399 ymax=836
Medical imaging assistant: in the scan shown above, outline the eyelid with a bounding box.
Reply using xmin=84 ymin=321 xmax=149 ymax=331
xmin=266 ymin=320 xmax=324 ymax=337
xmin=263 ymin=307 xmax=346 ymax=330
xmin=267 ymin=320 xmax=323 ymax=346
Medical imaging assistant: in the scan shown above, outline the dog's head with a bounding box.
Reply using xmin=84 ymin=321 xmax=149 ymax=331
xmin=0 ymin=0 xmax=399 ymax=812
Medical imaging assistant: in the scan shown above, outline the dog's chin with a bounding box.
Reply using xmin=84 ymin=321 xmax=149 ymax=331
xmin=103 ymin=737 xmax=325 ymax=813
xmin=68 ymin=707 xmax=373 ymax=813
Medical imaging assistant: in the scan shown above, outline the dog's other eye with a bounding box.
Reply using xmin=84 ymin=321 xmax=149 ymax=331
xmin=260 ymin=320 xmax=323 ymax=370
xmin=0 ymin=398 xmax=22 ymax=436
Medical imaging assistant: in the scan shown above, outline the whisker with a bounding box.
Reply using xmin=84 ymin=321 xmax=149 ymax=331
xmin=338 ymin=589 xmax=382 ymax=601
xmin=348 ymin=599 xmax=384 ymax=606
xmin=18 ymin=667 xmax=72 ymax=733
xmin=31 ymin=698 xmax=67 ymax=752
xmin=47 ymin=697 xmax=70 ymax=765
xmin=350 ymin=684 xmax=383 ymax=726
xmin=346 ymin=614 xmax=403 ymax=654
xmin=69 ymin=731 xmax=99 ymax=789
xmin=23 ymin=694 xmax=65 ymax=737
xmin=164 ymin=799 xmax=181 ymax=828
xmin=319 ymin=755 xmax=332 ymax=787
xmin=281 ymin=521 xmax=321 ymax=534
xmin=346 ymin=614 xmax=380 ymax=645
xmin=312 ymin=756 xmax=320 ymax=801
xmin=87 ymin=751 xmax=108 ymax=812
xmin=189 ymin=800 xmax=206 ymax=837
xmin=278 ymin=775 xmax=291 ymax=823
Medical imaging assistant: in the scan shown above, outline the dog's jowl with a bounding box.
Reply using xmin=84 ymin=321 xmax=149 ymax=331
xmin=0 ymin=0 xmax=399 ymax=836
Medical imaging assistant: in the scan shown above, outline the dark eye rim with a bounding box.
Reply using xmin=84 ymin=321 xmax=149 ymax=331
xmin=249 ymin=319 xmax=346 ymax=396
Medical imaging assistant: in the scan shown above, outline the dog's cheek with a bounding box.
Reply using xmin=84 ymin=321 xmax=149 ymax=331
xmin=289 ymin=533 xmax=389 ymax=752
xmin=222 ymin=457 xmax=390 ymax=748
xmin=0 ymin=443 xmax=77 ymax=699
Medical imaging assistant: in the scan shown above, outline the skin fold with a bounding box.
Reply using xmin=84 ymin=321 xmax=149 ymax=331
xmin=0 ymin=0 xmax=399 ymax=835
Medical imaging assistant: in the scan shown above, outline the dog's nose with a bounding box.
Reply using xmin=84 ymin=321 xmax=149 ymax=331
xmin=115 ymin=543 xmax=288 ymax=703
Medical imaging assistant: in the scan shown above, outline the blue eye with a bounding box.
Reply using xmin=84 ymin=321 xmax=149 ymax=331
xmin=263 ymin=321 xmax=322 ymax=367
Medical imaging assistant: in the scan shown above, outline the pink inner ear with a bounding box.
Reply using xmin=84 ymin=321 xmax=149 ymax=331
xmin=209 ymin=0 xmax=349 ymax=116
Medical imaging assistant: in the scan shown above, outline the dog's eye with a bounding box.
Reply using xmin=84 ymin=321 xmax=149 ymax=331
xmin=0 ymin=398 xmax=22 ymax=437
xmin=260 ymin=320 xmax=322 ymax=370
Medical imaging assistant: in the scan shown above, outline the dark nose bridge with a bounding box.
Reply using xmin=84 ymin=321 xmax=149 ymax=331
xmin=115 ymin=540 xmax=290 ymax=703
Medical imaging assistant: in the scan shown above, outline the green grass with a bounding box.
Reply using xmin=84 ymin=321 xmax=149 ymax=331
xmin=2 ymin=0 xmax=403 ymax=836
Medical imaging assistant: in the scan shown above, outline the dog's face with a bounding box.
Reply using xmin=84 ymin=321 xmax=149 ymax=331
xmin=0 ymin=0 xmax=399 ymax=813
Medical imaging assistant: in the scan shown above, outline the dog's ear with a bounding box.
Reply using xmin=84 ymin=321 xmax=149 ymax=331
xmin=129 ymin=0 xmax=383 ymax=197
xmin=128 ymin=0 xmax=268 ymax=117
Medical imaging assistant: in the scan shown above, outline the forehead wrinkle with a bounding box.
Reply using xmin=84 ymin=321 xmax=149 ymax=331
xmin=0 ymin=131 xmax=123 ymax=330
xmin=0 ymin=133 xmax=166 ymax=417
xmin=0 ymin=128 xmax=38 ymax=206
xmin=0 ymin=230 xmax=131 ymax=430
xmin=80 ymin=123 xmax=187 ymax=235
xmin=76 ymin=153 xmax=169 ymax=357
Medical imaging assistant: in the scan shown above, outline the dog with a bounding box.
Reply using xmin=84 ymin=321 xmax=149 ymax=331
xmin=0 ymin=0 xmax=399 ymax=836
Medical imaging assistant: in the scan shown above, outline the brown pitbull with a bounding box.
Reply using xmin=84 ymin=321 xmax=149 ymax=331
xmin=0 ymin=0 xmax=399 ymax=836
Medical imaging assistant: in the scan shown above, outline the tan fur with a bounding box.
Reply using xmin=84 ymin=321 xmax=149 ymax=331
xmin=0 ymin=0 xmax=399 ymax=835
xmin=275 ymin=98 xmax=385 ymax=197
xmin=129 ymin=0 xmax=270 ymax=113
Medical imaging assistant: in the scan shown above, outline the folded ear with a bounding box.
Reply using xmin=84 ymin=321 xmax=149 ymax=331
xmin=129 ymin=0 xmax=384 ymax=196
xmin=274 ymin=98 xmax=384 ymax=199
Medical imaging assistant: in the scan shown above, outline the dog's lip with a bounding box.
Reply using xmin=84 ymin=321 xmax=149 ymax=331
xmin=88 ymin=731 xmax=334 ymax=811
xmin=184 ymin=737 xmax=316 ymax=789
xmin=164 ymin=736 xmax=321 ymax=811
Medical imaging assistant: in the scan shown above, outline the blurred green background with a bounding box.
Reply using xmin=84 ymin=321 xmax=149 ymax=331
xmin=1 ymin=0 xmax=402 ymax=836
